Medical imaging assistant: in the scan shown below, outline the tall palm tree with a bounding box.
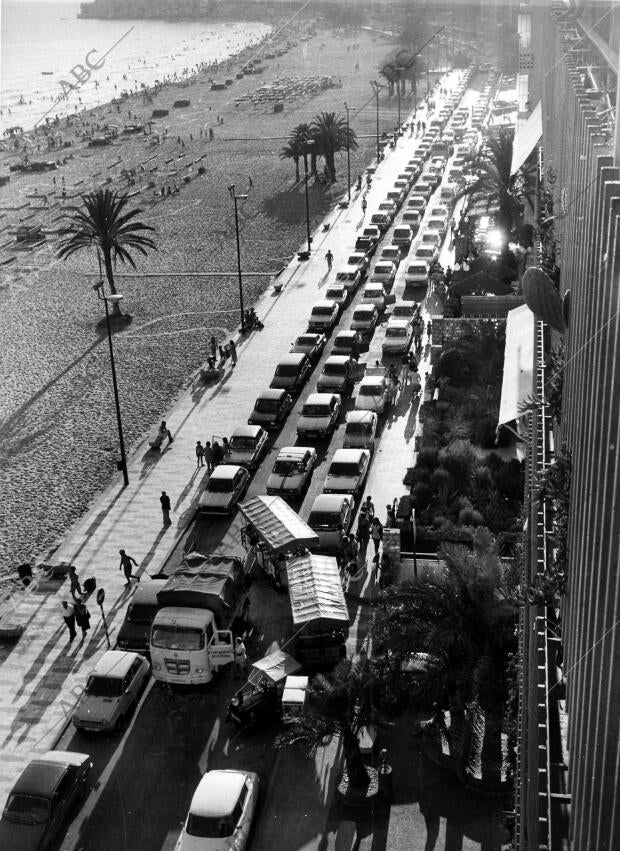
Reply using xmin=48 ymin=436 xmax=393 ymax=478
xmin=280 ymin=122 xmax=313 ymax=182
xmin=276 ymin=656 xmax=378 ymax=791
xmin=57 ymin=188 xmax=156 ymax=316
xmin=310 ymin=111 xmax=358 ymax=183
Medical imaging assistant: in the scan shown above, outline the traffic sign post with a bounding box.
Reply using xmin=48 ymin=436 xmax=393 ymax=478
xmin=96 ymin=588 xmax=111 ymax=649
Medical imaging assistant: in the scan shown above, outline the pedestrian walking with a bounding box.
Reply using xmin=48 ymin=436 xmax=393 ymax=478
xmin=325 ymin=249 xmax=333 ymax=271
xmin=61 ymin=600 xmax=76 ymax=642
xmin=234 ymin=636 xmax=248 ymax=677
xmin=385 ymin=500 xmax=397 ymax=528
xmin=229 ymin=340 xmax=237 ymax=367
xmin=68 ymin=565 xmax=82 ymax=600
xmin=196 ymin=441 xmax=205 ymax=467
xmin=212 ymin=441 xmax=224 ymax=466
xmin=119 ymin=549 xmax=140 ymax=585
xmin=364 ymin=495 xmax=375 ymax=518
xmin=343 ymin=534 xmax=359 ymax=575
xmin=426 ymin=321 xmax=432 ymax=341
xmin=210 ymin=335 xmax=217 ymax=360
xmin=361 ymin=197 xmax=367 ymax=216
xmin=450 ymin=217 xmax=456 ymax=240
xmin=160 ymin=490 xmax=172 ymax=526
xmin=222 ymin=437 xmax=231 ymax=457
xmin=159 ymin=420 xmax=174 ymax=445
xmin=74 ymin=599 xmax=91 ymax=640
xmin=400 ymin=351 xmax=410 ymax=385
xmin=356 ymin=509 xmax=370 ymax=554
xmin=204 ymin=441 xmax=214 ymax=473
xmin=371 ymin=516 xmax=383 ymax=559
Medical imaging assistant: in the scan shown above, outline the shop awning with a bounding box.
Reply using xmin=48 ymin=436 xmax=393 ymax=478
xmin=498 ymin=304 xmax=536 ymax=425
xmin=511 ymin=101 xmax=542 ymax=174
xmin=249 ymin=650 xmax=302 ymax=686
xmin=286 ymin=553 xmax=349 ymax=628
xmin=238 ymin=495 xmax=319 ymax=552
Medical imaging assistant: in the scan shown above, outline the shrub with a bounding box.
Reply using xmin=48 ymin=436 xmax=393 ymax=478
xmin=458 ymin=506 xmax=485 ymax=526
xmin=413 ymin=465 xmax=433 ymax=484
xmin=417 ymin=447 xmax=439 ymax=469
xmin=493 ymin=466 xmax=524 ymax=501
xmin=430 ymin=468 xmax=454 ymax=492
xmin=412 ymin=482 xmax=433 ymax=511
xmin=472 ymin=463 xmax=494 ymax=491
xmin=438 ymin=440 xmax=477 ymax=486
xmin=471 ymin=415 xmax=498 ymax=448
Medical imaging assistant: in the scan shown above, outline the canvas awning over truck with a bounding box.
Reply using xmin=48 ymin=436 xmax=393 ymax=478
xmin=286 ymin=553 xmax=349 ymax=631
xmin=239 ymin=495 xmax=319 ymax=553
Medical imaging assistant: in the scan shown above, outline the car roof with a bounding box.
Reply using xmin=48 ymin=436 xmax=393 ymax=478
xmin=277 ymin=446 xmax=314 ymax=461
xmin=295 ymin=333 xmax=321 ymax=342
xmin=335 ymin=330 xmax=358 ymax=339
xmin=331 ymin=448 xmax=366 ymax=463
xmin=211 ymin=465 xmax=244 ymax=480
xmin=277 ymin=352 xmax=306 ymax=366
xmin=190 ymin=770 xmax=248 ymax=817
xmin=90 ymin=649 xmax=140 ymax=679
xmin=387 ymin=317 xmax=411 ymax=329
xmin=231 ymin=424 xmax=262 ymax=438
xmin=305 ymin=392 xmax=339 ymax=405
xmin=12 ymin=761 xmax=68 ymax=798
xmin=325 ymin=284 xmax=345 ymax=292
xmin=324 ymin=355 xmax=350 ymax=364
xmin=256 ymin=388 xmax=287 ymax=401
xmin=353 ymin=304 xmax=376 ymax=314
xmin=311 ymin=494 xmax=350 ymax=511
xmin=346 ymin=409 xmax=377 ymax=424
xmin=312 ymin=299 xmax=337 ymax=309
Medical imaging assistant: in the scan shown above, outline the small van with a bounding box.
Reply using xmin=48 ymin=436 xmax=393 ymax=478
xmin=343 ymin=410 xmax=378 ymax=451
xmin=307 ymin=494 xmax=353 ymax=552
xmin=308 ymin=300 xmax=340 ymax=333
xmin=270 ymin=352 xmax=312 ymax=394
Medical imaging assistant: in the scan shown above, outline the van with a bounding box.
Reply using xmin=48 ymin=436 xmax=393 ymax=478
xmin=116 ymin=582 xmax=163 ymax=655
xmin=308 ymin=300 xmax=340 ymax=333
xmin=307 ymin=494 xmax=353 ymax=552
xmin=270 ymin=352 xmax=312 ymax=394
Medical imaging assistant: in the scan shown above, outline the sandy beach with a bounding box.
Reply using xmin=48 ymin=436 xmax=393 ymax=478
xmin=0 ymin=18 xmax=420 ymax=575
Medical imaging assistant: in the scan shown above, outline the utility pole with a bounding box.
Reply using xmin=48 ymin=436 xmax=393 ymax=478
xmin=370 ymin=80 xmax=381 ymax=163
xmin=302 ymin=140 xmax=315 ymax=255
xmin=344 ymin=101 xmax=353 ymax=202
xmin=228 ymin=177 xmax=252 ymax=333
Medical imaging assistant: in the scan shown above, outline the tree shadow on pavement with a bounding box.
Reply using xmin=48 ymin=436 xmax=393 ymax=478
xmin=260 ymin=182 xmax=334 ymax=226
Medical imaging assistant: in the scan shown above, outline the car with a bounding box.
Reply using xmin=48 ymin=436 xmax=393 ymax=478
xmin=350 ymin=304 xmax=379 ymax=339
xmin=361 ymin=283 xmax=387 ymax=311
xmin=382 ymin=317 xmax=414 ymax=354
xmin=412 ymin=181 xmax=433 ymax=200
xmin=317 ymin=355 xmax=356 ymax=395
xmin=323 ymin=448 xmax=371 ymax=498
xmin=391 ymin=300 xmax=418 ymax=324
xmin=72 ymin=650 xmax=150 ymax=733
xmin=370 ymin=261 xmax=397 ymax=290
xmin=378 ymin=246 xmax=401 ymax=267
xmin=406 ymin=195 xmax=427 ymax=213
xmin=439 ymin=183 xmax=457 ymax=203
xmin=354 ymin=230 xmax=380 ymax=255
xmin=307 ymin=494 xmax=353 ymax=552
xmin=289 ymin=332 xmax=327 ymax=363
xmin=266 ymin=446 xmax=317 ymax=496
xmin=343 ymin=410 xmax=378 ymax=451
xmin=248 ymin=388 xmax=294 ymax=430
xmin=420 ymin=171 xmax=440 ymax=190
xmin=324 ymin=283 xmax=349 ymax=309
xmin=346 ymin=251 xmax=370 ymax=276
xmin=392 ymin=226 xmax=414 ymax=250
xmin=397 ymin=172 xmax=414 ymax=188
xmin=199 ymin=465 xmax=250 ymax=514
xmin=370 ymin=212 xmax=391 ymax=232
xmin=378 ymin=200 xmax=398 ymax=219
xmin=429 ymin=203 xmax=450 ymax=219
xmin=0 ymin=751 xmax=92 ymax=851
xmin=413 ymin=245 xmax=439 ymax=265
xmin=420 ymin=230 xmax=442 ymax=251
xmin=335 ymin=267 xmax=363 ymax=292
xmin=385 ymin=190 xmax=404 ymax=207
xmin=226 ymin=425 xmax=269 ymax=471
xmin=308 ymin=300 xmax=340 ymax=333
xmin=399 ymin=210 xmax=422 ymax=230
xmin=296 ymin=392 xmax=342 ymax=440
xmin=332 ymin=330 xmax=363 ymax=359
xmin=270 ymin=352 xmax=313 ymax=394
xmin=394 ymin=179 xmax=409 ymax=194
xmin=355 ymin=368 xmax=390 ymax=414
xmin=427 ymin=216 xmax=448 ymax=238
xmin=117 ymin=582 xmax=163 ymax=655
xmin=175 ymin=769 xmax=259 ymax=851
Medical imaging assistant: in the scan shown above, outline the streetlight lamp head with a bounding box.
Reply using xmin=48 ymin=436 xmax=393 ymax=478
xmin=236 ymin=194 xmax=248 ymax=200
xmin=107 ymin=294 xmax=124 ymax=304
xmin=93 ymin=281 xmax=103 ymax=292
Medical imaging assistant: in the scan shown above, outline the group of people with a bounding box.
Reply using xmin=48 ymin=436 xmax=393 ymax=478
xmin=195 ymin=438 xmax=229 ymax=470
xmin=60 ymin=565 xmax=91 ymax=644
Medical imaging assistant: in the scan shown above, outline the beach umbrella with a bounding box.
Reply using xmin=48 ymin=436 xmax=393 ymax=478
xmin=522 ymin=266 xmax=566 ymax=333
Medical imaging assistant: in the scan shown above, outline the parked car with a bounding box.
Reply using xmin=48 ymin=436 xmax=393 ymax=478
xmin=370 ymin=261 xmax=397 ymax=289
xmin=392 ymin=225 xmax=414 ymax=249
xmin=248 ymin=388 xmax=294 ymax=430
xmin=391 ymin=300 xmax=418 ymax=324
xmin=175 ymin=770 xmax=259 ymax=851
xmin=397 ymin=172 xmax=414 ymax=188
xmin=412 ymin=181 xmax=432 ymax=200
xmin=332 ymin=330 xmax=363 ymax=359
xmin=385 ymin=190 xmax=404 ymax=207
xmin=324 ymin=283 xmax=349 ymax=309
xmin=346 ymin=251 xmax=370 ymax=277
xmin=399 ymin=211 xmax=422 ymax=230
xmin=420 ymin=230 xmax=442 ymax=251
xmin=317 ymin=355 xmax=356 ymax=395
xmin=382 ymin=317 xmax=414 ymax=354
xmin=270 ymin=352 xmax=312 ymax=395
xmin=378 ymin=200 xmax=398 ymax=219
xmin=378 ymin=246 xmax=401 ymax=267
xmin=308 ymin=300 xmax=340 ymax=333
xmin=354 ymin=227 xmax=381 ymax=255
xmin=335 ymin=267 xmax=362 ymax=292
xmin=420 ymin=171 xmax=440 ymax=190
xmin=296 ymin=392 xmax=342 ymax=440
xmin=199 ymin=465 xmax=250 ymax=514
xmin=343 ymin=410 xmax=378 ymax=451
xmin=429 ymin=203 xmax=450 ymax=219
xmin=266 ymin=446 xmax=317 ymax=496
xmin=370 ymin=212 xmax=391 ymax=232
xmin=439 ymin=183 xmax=457 ymax=203
xmin=361 ymin=283 xmax=387 ymax=312
xmin=350 ymin=304 xmax=379 ymax=339
xmin=406 ymin=195 xmax=427 ymax=213
xmin=72 ymin=650 xmax=150 ymax=733
xmin=355 ymin=369 xmax=390 ymax=414
xmin=307 ymin=494 xmax=353 ymax=552
xmin=393 ymin=178 xmax=410 ymax=195
xmin=0 ymin=751 xmax=92 ymax=851
xmin=413 ymin=245 xmax=439 ymax=266
xmin=323 ymin=448 xmax=371 ymax=498
xmin=227 ymin=425 xmax=269 ymax=471
xmin=289 ymin=332 xmax=327 ymax=363
xmin=427 ymin=216 xmax=448 ymax=238
xmin=405 ymin=261 xmax=430 ymax=285
xmin=116 ymin=582 xmax=163 ymax=655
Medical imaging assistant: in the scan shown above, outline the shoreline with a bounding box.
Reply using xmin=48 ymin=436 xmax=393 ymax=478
xmin=0 ymin=20 xmax=416 ymax=577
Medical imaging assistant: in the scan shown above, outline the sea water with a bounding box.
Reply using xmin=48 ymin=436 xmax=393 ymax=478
xmin=0 ymin=0 xmax=271 ymax=134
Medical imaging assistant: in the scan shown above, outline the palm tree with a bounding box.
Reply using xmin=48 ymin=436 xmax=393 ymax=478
xmin=280 ymin=122 xmax=313 ymax=182
xmin=373 ymin=529 xmax=518 ymax=780
xmin=276 ymin=656 xmax=378 ymax=792
xmin=57 ymin=188 xmax=156 ymax=316
xmin=309 ymin=111 xmax=358 ymax=183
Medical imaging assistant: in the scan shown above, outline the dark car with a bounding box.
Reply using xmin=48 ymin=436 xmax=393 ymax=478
xmin=0 ymin=751 xmax=92 ymax=851
xmin=116 ymin=581 xmax=163 ymax=655
xmin=248 ymin=388 xmax=294 ymax=430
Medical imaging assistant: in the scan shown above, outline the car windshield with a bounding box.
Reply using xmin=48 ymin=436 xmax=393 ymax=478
xmin=309 ymin=511 xmax=339 ymax=528
xmin=273 ymin=459 xmax=303 ymax=475
xmin=324 ymin=362 xmax=346 ymax=375
xmin=207 ymin=478 xmax=234 ymax=493
xmin=326 ymin=290 xmax=342 ymax=300
xmin=347 ymin=422 xmax=371 ymax=435
xmin=5 ymin=794 xmax=50 ymax=824
xmin=187 ymin=813 xmax=235 ymax=838
xmin=85 ymin=675 xmax=124 ymax=697
xmin=230 ymin=436 xmax=257 ymax=451
xmin=302 ymin=404 xmax=330 ymax=417
xmin=276 ymin=364 xmax=299 ymax=377
xmin=313 ymin=306 xmax=333 ymax=316
xmin=416 ymin=249 xmax=434 ymax=259
xmin=254 ymin=398 xmax=279 ymax=413
xmin=295 ymin=336 xmax=316 ymax=348
xmin=336 ymin=272 xmax=355 ymax=282
xmin=353 ymin=310 xmax=372 ymax=321
xmin=360 ymin=383 xmax=382 ymax=396
xmin=386 ymin=327 xmax=407 ymax=338
xmin=347 ymin=256 xmax=362 ymax=265
xmin=394 ymin=306 xmax=413 ymax=317
xmin=374 ymin=265 xmax=392 ymax=274
xmin=151 ymin=625 xmax=205 ymax=650
xmin=329 ymin=462 xmax=361 ymax=477
xmin=127 ymin=603 xmax=158 ymax=625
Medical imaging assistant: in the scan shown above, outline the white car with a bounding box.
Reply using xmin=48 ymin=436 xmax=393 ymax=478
xmin=392 ymin=301 xmax=418 ymax=324
xmin=346 ymin=252 xmax=370 ymax=276
xmin=199 ymin=465 xmax=250 ymax=514
xmin=72 ymin=650 xmax=150 ymax=733
xmin=266 ymin=446 xmax=317 ymax=496
xmin=355 ymin=369 xmax=390 ymax=414
xmin=335 ymin=267 xmax=363 ymax=292
xmin=296 ymin=392 xmax=341 ymax=440
xmin=370 ymin=261 xmax=397 ymax=289
xmin=405 ymin=261 xmax=430 ymax=285
xmin=227 ymin=425 xmax=269 ymax=471
xmin=406 ymin=195 xmax=427 ymax=213
xmin=324 ymin=283 xmax=349 ymax=309
xmin=382 ymin=318 xmax=414 ymax=354
xmin=392 ymin=226 xmax=414 ymax=250
xmin=343 ymin=410 xmax=378 ymax=451
xmin=378 ymin=246 xmax=401 ymax=268
xmin=175 ymin=769 xmax=259 ymax=851
xmin=323 ymin=448 xmax=371 ymax=498
xmin=361 ymin=283 xmax=387 ymax=311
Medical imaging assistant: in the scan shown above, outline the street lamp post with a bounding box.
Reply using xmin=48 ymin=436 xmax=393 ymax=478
xmin=344 ymin=102 xmax=353 ymax=203
xmin=94 ymin=276 xmax=129 ymax=487
xmin=229 ymin=180 xmax=251 ymax=332
xmin=302 ymin=140 xmax=315 ymax=255
xmin=369 ymin=81 xmax=381 ymax=164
